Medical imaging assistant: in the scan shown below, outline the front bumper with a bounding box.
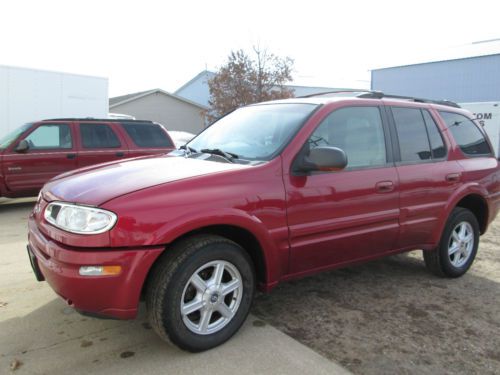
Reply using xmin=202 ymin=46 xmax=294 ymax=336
xmin=28 ymin=216 xmax=164 ymax=319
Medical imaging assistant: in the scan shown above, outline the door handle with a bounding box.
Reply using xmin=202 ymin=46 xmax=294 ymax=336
xmin=115 ymin=152 xmax=125 ymax=157
xmin=66 ymin=153 xmax=77 ymax=159
xmin=446 ymin=173 xmax=461 ymax=183
xmin=376 ymin=181 xmax=394 ymax=193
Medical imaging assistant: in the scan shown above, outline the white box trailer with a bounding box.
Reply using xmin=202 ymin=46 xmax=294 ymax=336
xmin=460 ymin=101 xmax=500 ymax=157
xmin=0 ymin=65 xmax=108 ymax=137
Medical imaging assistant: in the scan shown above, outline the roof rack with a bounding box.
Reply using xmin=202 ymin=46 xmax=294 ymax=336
xmin=43 ymin=118 xmax=156 ymax=123
xmin=299 ymin=89 xmax=368 ymax=98
xmin=300 ymin=90 xmax=460 ymax=108
xmin=357 ymin=91 xmax=461 ymax=108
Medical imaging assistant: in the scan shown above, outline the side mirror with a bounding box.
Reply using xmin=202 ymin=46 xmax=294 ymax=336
xmin=295 ymin=146 xmax=348 ymax=174
xmin=15 ymin=139 xmax=29 ymax=153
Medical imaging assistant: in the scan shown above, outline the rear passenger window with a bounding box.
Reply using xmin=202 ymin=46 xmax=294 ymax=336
xmin=422 ymin=110 xmax=446 ymax=159
xmin=439 ymin=111 xmax=492 ymax=156
xmin=308 ymin=106 xmax=387 ymax=169
xmin=392 ymin=107 xmax=431 ymax=162
xmin=80 ymin=124 xmax=121 ymax=148
xmin=121 ymin=123 xmax=173 ymax=148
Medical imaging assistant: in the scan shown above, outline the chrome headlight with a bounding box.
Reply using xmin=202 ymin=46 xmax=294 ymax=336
xmin=44 ymin=202 xmax=117 ymax=234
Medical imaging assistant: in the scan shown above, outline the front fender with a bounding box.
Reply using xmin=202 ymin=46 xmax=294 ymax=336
xmin=150 ymin=207 xmax=286 ymax=287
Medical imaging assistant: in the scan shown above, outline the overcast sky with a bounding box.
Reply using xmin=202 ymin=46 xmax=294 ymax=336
xmin=2 ymin=0 xmax=499 ymax=97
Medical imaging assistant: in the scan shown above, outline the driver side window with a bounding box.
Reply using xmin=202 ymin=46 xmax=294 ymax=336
xmin=308 ymin=106 xmax=387 ymax=169
xmin=24 ymin=124 xmax=73 ymax=150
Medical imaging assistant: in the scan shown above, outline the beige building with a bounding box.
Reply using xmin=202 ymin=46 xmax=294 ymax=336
xmin=109 ymin=89 xmax=206 ymax=134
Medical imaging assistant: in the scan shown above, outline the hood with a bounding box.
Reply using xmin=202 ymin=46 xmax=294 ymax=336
xmin=43 ymin=155 xmax=249 ymax=206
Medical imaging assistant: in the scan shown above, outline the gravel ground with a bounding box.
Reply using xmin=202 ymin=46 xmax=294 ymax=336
xmin=253 ymin=219 xmax=500 ymax=375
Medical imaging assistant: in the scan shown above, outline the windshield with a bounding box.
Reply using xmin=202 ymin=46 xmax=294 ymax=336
xmin=0 ymin=123 xmax=32 ymax=149
xmin=188 ymin=103 xmax=318 ymax=161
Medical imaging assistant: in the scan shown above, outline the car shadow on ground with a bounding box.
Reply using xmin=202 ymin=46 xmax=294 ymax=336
xmin=252 ymin=251 xmax=500 ymax=375
xmin=0 ymin=197 xmax=37 ymax=210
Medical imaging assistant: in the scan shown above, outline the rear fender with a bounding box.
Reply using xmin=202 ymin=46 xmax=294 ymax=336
xmin=430 ymin=183 xmax=489 ymax=245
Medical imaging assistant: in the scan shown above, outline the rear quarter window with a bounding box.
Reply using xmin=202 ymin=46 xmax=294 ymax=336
xmin=439 ymin=111 xmax=492 ymax=156
xmin=121 ymin=123 xmax=174 ymax=148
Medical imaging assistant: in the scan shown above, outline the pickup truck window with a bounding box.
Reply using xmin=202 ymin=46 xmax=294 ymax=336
xmin=80 ymin=123 xmax=121 ymax=148
xmin=121 ymin=123 xmax=173 ymax=148
xmin=24 ymin=124 xmax=72 ymax=149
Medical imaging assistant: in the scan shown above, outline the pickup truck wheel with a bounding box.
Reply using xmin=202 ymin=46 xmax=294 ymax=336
xmin=423 ymin=207 xmax=479 ymax=278
xmin=146 ymin=234 xmax=255 ymax=352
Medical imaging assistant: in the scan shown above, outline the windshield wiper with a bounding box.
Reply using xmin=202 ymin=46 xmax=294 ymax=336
xmin=200 ymin=148 xmax=239 ymax=161
xmin=179 ymin=145 xmax=197 ymax=155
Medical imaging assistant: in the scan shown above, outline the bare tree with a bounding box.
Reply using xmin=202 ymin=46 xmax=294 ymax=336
xmin=206 ymin=47 xmax=294 ymax=122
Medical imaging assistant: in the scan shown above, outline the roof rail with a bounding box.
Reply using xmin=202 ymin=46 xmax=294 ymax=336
xmin=298 ymin=89 xmax=369 ymax=98
xmin=357 ymin=91 xmax=461 ymax=108
xmin=43 ymin=118 xmax=156 ymax=123
xmin=300 ymin=90 xmax=460 ymax=108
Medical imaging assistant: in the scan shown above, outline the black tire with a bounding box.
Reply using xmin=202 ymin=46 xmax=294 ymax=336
xmin=423 ymin=207 xmax=480 ymax=278
xmin=146 ymin=234 xmax=255 ymax=352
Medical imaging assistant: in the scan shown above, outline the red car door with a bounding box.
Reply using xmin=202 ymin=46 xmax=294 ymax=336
xmin=284 ymin=105 xmax=400 ymax=276
xmin=76 ymin=122 xmax=129 ymax=167
xmin=3 ymin=122 xmax=77 ymax=195
xmin=387 ymin=106 xmax=463 ymax=249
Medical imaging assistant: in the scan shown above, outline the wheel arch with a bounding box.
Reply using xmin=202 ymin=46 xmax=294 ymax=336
xmin=454 ymin=194 xmax=489 ymax=235
xmin=169 ymin=224 xmax=268 ymax=288
xmin=141 ymin=209 xmax=286 ymax=301
xmin=432 ymin=185 xmax=490 ymax=246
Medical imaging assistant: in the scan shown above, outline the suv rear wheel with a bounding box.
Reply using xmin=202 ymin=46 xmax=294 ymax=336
xmin=146 ymin=234 xmax=255 ymax=352
xmin=423 ymin=207 xmax=479 ymax=277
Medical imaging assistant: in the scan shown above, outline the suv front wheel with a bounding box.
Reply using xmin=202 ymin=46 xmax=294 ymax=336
xmin=423 ymin=207 xmax=480 ymax=277
xmin=146 ymin=234 xmax=255 ymax=352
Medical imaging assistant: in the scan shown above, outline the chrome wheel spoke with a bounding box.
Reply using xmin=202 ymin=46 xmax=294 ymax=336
xmin=199 ymin=308 xmax=212 ymax=333
xmin=458 ymin=224 xmax=467 ymax=240
xmin=221 ymin=279 xmax=241 ymax=296
xmin=464 ymin=234 xmax=473 ymax=244
xmin=448 ymin=244 xmax=460 ymax=255
xmin=212 ymin=263 xmax=225 ymax=285
xmin=191 ymin=274 xmax=207 ymax=293
xmin=181 ymin=298 xmax=204 ymax=316
xmin=217 ymin=303 xmax=234 ymax=319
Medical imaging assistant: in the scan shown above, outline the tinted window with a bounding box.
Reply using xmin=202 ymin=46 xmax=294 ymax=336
xmin=121 ymin=123 xmax=173 ymax=148
xmin=24 ymin=124 xmax=72 ymax=149
xmin=392 ymin=107 xmax=431 ymax=162
xmin=439 ymin=111 xmax=492 ymax=156
xmin=422 ymin=110 xmax=446 ymax=159
xmin=308 ymin=107 xmax=386 ymax=168
xmin=80 ymin=124 xmax=121 ymax=148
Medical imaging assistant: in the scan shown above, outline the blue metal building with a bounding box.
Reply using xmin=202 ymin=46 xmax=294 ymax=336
xmin=371 ymin=53 xmax=500 ymax=102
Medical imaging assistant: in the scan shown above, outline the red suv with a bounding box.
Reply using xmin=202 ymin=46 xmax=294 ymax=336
xmin=27 ymin=92 xmax=500 ymax=352
xmin=0 ymin=118 xmax=174 ymax=198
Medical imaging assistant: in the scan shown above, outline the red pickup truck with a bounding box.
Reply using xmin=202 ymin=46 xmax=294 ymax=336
xmin=0 ymin=118 xmax=175 ymax=198
xmin=27 ymin=92 xmax=500 ymax=352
